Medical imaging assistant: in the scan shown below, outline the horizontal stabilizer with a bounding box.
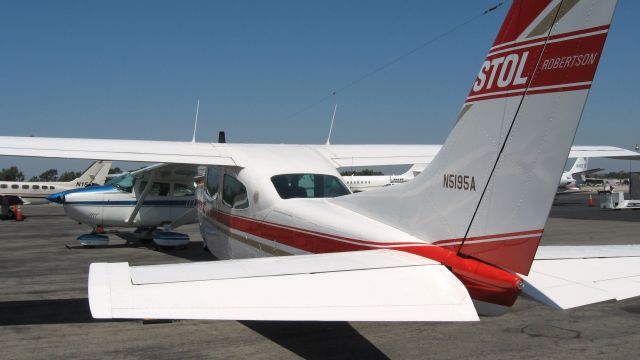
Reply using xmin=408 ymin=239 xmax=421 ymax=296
xmin=522 ymin=246 xmax=640 ymax=309
xmin=571 ymin=168 xmax=603 ymax=176
xmin=89 ymin=250 xmax=478 ymax=321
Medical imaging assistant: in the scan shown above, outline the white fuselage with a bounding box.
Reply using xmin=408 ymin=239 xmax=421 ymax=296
xmin=197 ymin=146 xmax=428 ymax=260
xmin=56 ymin=177 xmax=198 ymax=228
xmin=0 ymin=180 xmax=89 ymax=205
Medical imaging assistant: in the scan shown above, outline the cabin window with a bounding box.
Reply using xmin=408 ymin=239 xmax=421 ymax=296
xmin=42 ymin=185 xmax=48 ymax=190
xmin=32 ymin=185 xmax=40 ymax=190
xmin=173 ymin=183 xmax=195 ymax=197
xmin=0 ymin=184 xmax=7 ymax=189
xmin=271 ymin=174 xmax=350 ymax=199
xmin=206 ymin=166 xmax=220 ymax=197
xmin=22 ymin=185 xmax=29 ymax=189
xmin=107 ymin=173 xmax=135 ymax=193
xmin=11 ymin=184 xmax=18 ymax=189
xmin=139 ymin=181 xmax=170 ymax=196
xmin=50 ymin=186 xmax=55 ymax=189
xmin=222 ymin=174 xmax=248 ymax=209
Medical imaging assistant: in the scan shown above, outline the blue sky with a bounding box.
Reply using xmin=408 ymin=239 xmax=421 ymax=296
xmin=1 ymin=0 xmax=639 ymax=177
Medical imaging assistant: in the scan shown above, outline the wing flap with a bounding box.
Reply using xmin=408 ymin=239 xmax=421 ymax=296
xmin=522 ymin=246 xmax=640 ymax=309
xmin=130 ymin=249 xmax=436 ymax=284
xmin=89 ymin=250 xmax=478 ymax=321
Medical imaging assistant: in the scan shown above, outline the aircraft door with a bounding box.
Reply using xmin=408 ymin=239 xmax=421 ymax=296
xmin=220 ymin=169 xmax=267 ymax=259
xmin=201 ymin=166 xmax=230 ymax=258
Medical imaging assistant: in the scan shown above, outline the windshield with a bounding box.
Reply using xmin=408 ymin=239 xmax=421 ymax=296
xmin=271 ymin=174 xmax=351 ymax=199
xmin=107 ymin=173 xmax=136 ymax=193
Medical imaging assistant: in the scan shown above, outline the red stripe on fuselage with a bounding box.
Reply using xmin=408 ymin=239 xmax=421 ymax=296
xmin=199 ymin=205 xmax=528 ymax=306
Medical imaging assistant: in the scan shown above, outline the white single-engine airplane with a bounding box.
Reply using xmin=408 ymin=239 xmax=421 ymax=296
xmin=1 ymin=0 xmax=640 ymax=321
xmin=47 ymin=163 xmax=198 ymax=247
xmin=1 ymin=160 xmax=111 ymax=217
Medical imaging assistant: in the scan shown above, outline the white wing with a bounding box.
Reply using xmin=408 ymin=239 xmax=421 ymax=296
xmin=311 ymin=144 xmax=441 ymax=167
xmin=2 ymin=136 xmax=638 ymax=167
xmin=0 ymin=136 xmax=239 ymax=166
xmin=89 ymin=249 xmax=478 ymax=321
xmin=0 ymin=136 xmax=442 ymax=167
xmin=521 ymin=245 xmax=640 ymax=309
xmin=568 ymin=146 xmax=640 ymax=159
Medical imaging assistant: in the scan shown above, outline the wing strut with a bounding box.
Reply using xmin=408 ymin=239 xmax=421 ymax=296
xmin=127 ymin=172 xmax=155 ymax=225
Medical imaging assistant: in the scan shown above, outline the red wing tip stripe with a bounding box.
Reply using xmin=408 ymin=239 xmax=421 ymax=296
xmin=490 ymin=24 xmax=610 ymax=52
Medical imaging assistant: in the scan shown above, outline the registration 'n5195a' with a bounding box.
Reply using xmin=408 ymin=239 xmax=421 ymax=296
xmin=444 ymin=174 xmax=476 ymax=191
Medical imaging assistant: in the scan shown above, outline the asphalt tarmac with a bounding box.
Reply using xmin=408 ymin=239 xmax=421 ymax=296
xmin=1 ymin=194 xmax=639 ymax=359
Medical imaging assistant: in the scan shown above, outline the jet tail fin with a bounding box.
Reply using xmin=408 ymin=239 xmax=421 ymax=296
xmin=569 ymin=157 xmax=588 ymax=174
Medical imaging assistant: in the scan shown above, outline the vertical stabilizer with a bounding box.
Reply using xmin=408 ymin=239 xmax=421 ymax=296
xmin=333 ymin=0 xmax=617 ymax=275
xmin=70 ymin=160 xmax=112 ymax=186
xmin=569 ymin=157 xmax=588 ymax=174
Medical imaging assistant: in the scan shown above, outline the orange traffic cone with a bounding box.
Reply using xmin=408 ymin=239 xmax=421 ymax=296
xmin=587 ymin=194 xmax=594 ymax=207
xmin=16 ymin=206 xmax=23 ymax=221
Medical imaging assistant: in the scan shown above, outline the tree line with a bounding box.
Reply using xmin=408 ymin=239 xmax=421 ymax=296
xmin=340 ymin=169 xmax=384 ymax=176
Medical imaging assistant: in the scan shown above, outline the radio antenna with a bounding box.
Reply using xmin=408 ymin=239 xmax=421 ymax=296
xmin=191 ymin=99 xmax=200 ymax=143
xmin=325 ymin=104 xmax=338 ymax=145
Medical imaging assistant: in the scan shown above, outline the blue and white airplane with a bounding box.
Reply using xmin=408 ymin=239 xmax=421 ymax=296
xmin=48 ymin=163 xmax=198 ymax=247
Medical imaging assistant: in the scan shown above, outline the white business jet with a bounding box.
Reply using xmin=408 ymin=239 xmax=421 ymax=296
xmin=0 ymin=161 xmax=111 ymax=218
xmin=344 ymin=153 xmax=626 ymax=193
xmin=2 ymin=0 xmax=640 ymax=322
xmin=343 ymin=164 xmax=427 ymax=192
xmin=557 ymin=157 xmax=602 ymax=194
xmin=47 ymin=163 xmax=198 ymax=247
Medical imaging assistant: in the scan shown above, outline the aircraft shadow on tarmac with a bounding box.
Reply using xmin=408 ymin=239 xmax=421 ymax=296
xmin=239 ymin=321 xmax=389 ymax=360
xmin=0 ymin=298 xmax=128 ymax=326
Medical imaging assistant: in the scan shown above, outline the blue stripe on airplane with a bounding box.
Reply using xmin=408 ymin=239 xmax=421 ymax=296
xmin=66 ymin=200 xmax=194 ymax=206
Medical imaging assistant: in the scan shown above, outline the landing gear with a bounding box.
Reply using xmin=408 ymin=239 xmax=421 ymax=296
xmin=134 ymin=227 xmax=156 ymax=244
xmin=152 ymin=224 xmax=190 ymax=249
xmin=77 ymin=233 xmax=110 ymax=247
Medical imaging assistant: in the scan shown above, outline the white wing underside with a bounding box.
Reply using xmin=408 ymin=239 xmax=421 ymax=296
xmin=568 ymin=146 xmax=640 ymax=160
xmin=0 ymin=136 xmax=440 ymax=167
xmin=89 ymin=249 xmax=478 ymax=321
xmin=1 ymin=136 xmax=637 ymax=168
xmin=523 ymin=245 xmax=640 ymax=309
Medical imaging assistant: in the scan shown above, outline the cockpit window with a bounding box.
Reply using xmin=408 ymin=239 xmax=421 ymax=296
xmin=107 ymin=173 xmax=136 ymax=193
xmin=271 ymin=174 xmax=350 ymax=199
xmin=222 ymin=175 xmax=248 ymax=209
xmin=139 ymin=181 xmax=170 ymax=196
